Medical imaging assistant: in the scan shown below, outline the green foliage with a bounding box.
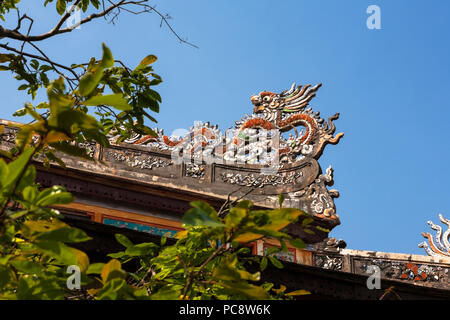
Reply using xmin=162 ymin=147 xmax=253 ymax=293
xmin=0 ymin=166 xmax=310 ymax=300
xmin=0 ymin=40 xmax=165 ymax=299
xmin=102 ymin=200 xmax=308 ymax=300
xmin=0 ymin=42 xmax=162 ymax=147
xmin=0 ymin=42 xmax=163 ymax=168
xmin=0 ymin=0 xmax=20 ymax=21
xmin=0 ymin=171 xmax=92 ymax=299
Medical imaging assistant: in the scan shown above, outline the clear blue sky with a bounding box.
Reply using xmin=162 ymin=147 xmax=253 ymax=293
xmin=1 ymin=1 xmax=449 ymax=255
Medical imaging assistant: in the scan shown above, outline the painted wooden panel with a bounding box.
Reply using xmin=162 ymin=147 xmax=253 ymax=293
xmin=103 ymin=217 xmax=178 ymax=238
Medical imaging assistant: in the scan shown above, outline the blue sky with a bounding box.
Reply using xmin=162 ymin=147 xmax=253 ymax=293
xmin=1 ymin=1 xmax=450 ymax=255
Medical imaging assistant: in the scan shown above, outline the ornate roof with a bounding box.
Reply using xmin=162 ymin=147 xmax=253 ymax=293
xmin=0 ymin=82 xmax=344 ymax=243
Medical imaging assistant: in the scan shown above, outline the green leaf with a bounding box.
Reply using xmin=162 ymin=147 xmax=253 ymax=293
xmin=150 ymin=286 xmax=181 ymax=300
xmin=47 ymin=107 xmax=104 ymax=142
xmin=265 ymin=246 xmax=280 ymax=256
xmin=235 ymin=200 xmax=253 ymax=209
xmin=71 ymin=247 xmax=90 ymax=272
xmin=213 ymin=264 xmax=242 ymax=282
xmin=182 ymin=207 xmax=224 ymax=228
xmin=15 ymin=124 xmax=34 ymax=151
xmin=0 ymin=150 xmax=12 ymax=160
xmin=13 ymin=108 xmax=27 ymax=117
xmin=79 ymin=43 xmax=114 ymax=96
xmin=56 ymin=0 xmax=66 ymax=15
xmin=87 ymin=262 xmax=105 ymax=274
xmin=124 ymin=243 xmax=158 ymax=257
xmin=10 ymin=260 xmax=44 ymax=274
xmin=30 ymin=59 xmax=39 ymax=70
xmin=47 ymin=77 xmax=73 ymax=108
xmin=101 ymin=259 xmax=125 ymax=283
xmin=24 ymin=104 xmax=44 ymax=121
xmin=225 ymin=207 xmax=247 ymax=227
xmin=90 ymin=0 xmax=100 ymax=9
xmin=289 ymin=238 xmax=306 ymax=249
xmin=268 ymin=256 xmax=284 ymax=269
xmin=35 ymin=227 xmax=91 ymax=243
xmin=233 ymin=227 xmax=287 ymax=243
xmin=97 ymin=278 xmax=126 ymax=300
xmin=16 ymin=165 xmax=36 ymax=194
xmin=0 ymin=265 xmax=11 ymax=289
xmin=286 ymin=289 xmax=310 ymax=296
xmin=253 ymin=208 xmax=304 ymax=231
xmin=3 ymin=147 xmax=34 ymax=193
xmin=78 ymin=73 xmax=102 ymax=97
xmin=213 ymin=256 xmax=260 ymax=282
xmin=0 ymin=54 xmax=13 ymax=63
xmin=23 ymin=185 xmax=38 ymax=202
xmin=34 ymin=241 xmax=78 ymax=265
xmin=260 ymin=257 xmax=268 ymax=271
xmin=39 ymin=65 xmax=54 ymax=72
xmin=81 ymin=0 xmax=89 ymax=12
xmin=35 ymin=186 xmax=73 ymax=206
xmin=21 ymin=219 xmax=67 ymax=238
xmin=147 ymin=89 xmax=162 ymax=103
xmin=279 ymin=238 xmax=288 ymax=252
xmin=107 ymin=252 xmax=126 ymax=259
xmin=219 ymin=281 xmax=270 ymax=300
xmin=0 ymin=159 xmax=9 ymax=188
xmin=84 ymin=93 xmax=132 ymax=111
xmin=82 ymin=128 xmax=109 ymax=147
xmin=115 ymin=233 xmax=134 ymax=248
xmin=44 ymin=150 xmax=67 ymax=168
xmin=100 ymin=43 xmax=114 ymax=69
xmin=132 ymin=122 xmax=158 ymax=136
xmin=232 ymin=231 xmax=263 ymax=243
xmin=138 ymin=92 xmax=159 ymax=113
xmin=136 ymin=55 xmax=157 ymax=70
xmin=50 ymin=141 xmax=94 ymax=160
xmin=190 ymin=201 xmax=218 ymax=217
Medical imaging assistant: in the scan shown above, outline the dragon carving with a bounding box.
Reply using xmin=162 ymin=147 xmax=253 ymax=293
xmin=113 ymin=83 xmax=344 ymax=165
xmin=235 ymin=83 xmax=344 ymax=162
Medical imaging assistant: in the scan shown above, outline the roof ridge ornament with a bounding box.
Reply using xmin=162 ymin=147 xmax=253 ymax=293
xmin=419 ymin=214 xmax=450 ymax=257
xmin=105 ymin=82 xmax=345 ymax=242
xmin=111 ymin=82 xmax=344 ymax=165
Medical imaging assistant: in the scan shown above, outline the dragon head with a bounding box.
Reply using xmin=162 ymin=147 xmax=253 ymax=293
xmin=250 ymin=83 xmax=322 ymax=122
xmin=251 ymin=91 xmax=283 ymax=115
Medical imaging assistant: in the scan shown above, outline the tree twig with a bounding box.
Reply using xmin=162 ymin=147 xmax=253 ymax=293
xmin=0 ymin=43 xmax=80 ymax=80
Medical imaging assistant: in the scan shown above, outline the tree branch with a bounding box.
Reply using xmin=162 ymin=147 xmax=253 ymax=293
xmin=0 ymin=1 xmax=197 ymax=48
xmin=0 ymin=0 xmax=127 ymax=42
xmin=0 ymin=43 xmax=80 ymax=80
